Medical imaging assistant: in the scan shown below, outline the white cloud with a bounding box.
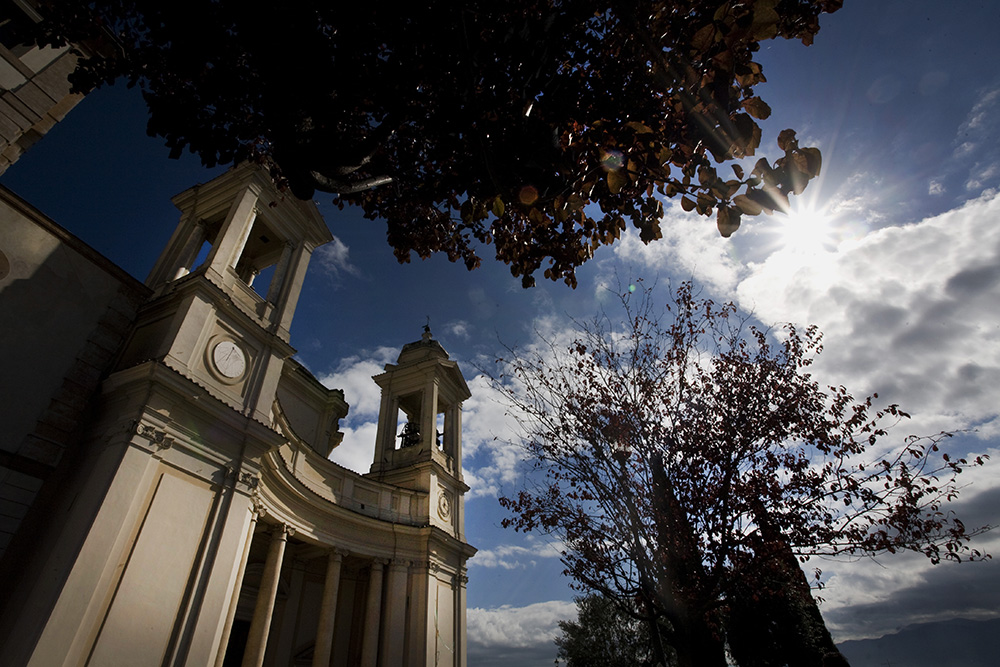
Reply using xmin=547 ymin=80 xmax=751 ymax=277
xmin=327 ymin=422 xmax=377 ymax=474
xmin=444 ymin=320 xmax=471 ymax=340
xmin=471 ymin=536 xmax=564 ymax=570
xmin=613 ymin=188 xmax=1000 ymax=440
xmin=318 ymin=347 xmax=398 ymax=421
xmin=954 ymin=141 xmax=976 ymax=158
xmin=736 ymin=190 xmax=1000 ymax=437
xmin=965 ymin=161 xmax=1000 ymax=193
xmin=460 ymin=373 xmax=535 ymax=500
xmin=826 ymin=173 xmax=886 ymax=226
xmin=948 ymin=87 xmax=1000 ymax=198
xmin=318 ymin=347 xmax=398 ymax=473
xmin=959 ymin=88 xmax=999 ymax=134
xmin=611 ymin=203 xmax=743 ymax=294
xmin=818 ymin=452 xmax=1000 ymax=641
xmin=459 ymin=322 xmax=585 ymax=501
xmin=467 ymin=600 xmax=576 ymax=649
xmin=314 ymin=236 xmax=360 ymax=278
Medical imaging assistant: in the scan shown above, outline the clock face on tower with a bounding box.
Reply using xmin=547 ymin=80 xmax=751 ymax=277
xmin=212 ymin=340 xmax=246 ymax=379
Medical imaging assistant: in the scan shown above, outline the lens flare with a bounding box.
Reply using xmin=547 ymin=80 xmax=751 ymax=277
xmin=776 ymin=202 xmax=834 ymax=254
xmin=601 ymin=150 xmax=623 ymax=172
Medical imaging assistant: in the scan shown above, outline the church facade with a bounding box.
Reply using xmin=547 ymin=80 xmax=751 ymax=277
xmin=0 ymin=164 xmax=476 ymax=666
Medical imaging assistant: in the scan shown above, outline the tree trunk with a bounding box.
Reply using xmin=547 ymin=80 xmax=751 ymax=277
xmin=649 ymin=453 xmax=728 ymax=667
xmin=728 ymin=509 xmax=850 ymax=667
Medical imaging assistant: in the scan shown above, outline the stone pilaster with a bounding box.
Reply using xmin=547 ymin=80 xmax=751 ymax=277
xmin=381 ymin=559 xmax=410 ymax=667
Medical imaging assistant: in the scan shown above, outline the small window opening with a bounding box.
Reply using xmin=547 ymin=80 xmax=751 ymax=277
xmin=190 ymin=240 xmax=212 ymax=272
xmin=436 ymin=412 xmax=445 ymax=450
xmin=395 ymin=392 xmax=422 ymax=450
xmin=248 ymin=263 xmax=276 ymax=299
xmin=234 ymin=218 xmax=285 ymax=300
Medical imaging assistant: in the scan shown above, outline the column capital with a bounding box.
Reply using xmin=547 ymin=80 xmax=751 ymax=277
xmin=250 ymin=494 xmax=267 ymax=519
xmin=238 ymin=470 xmax=260 ymax=491
xmin=370 ymin=557 xmax=389 ymax=569
xmin=327 ymin=547 xmax=350 ymax=560
xmin=271 ymin=523 xmax=295 ymax=540
xmin=388 ymin=558 xmax=411 ymax=570
xmin=403 ymin=559 xmax=430 ymax=574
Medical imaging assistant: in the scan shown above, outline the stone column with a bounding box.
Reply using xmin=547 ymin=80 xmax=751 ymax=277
xmin=274 ymin=560 xmax=307 ymax=664
xmin=207 ymin=190 xmax=257 ymax=276
xmin=380 ymin=559 xmax=410 ymax=667
xmin=265 ymin=241 xmax=296 ymax=305
xmin=444 ymin=404 xmax=461 ymax=465
xmin=146 ymin=215 xmax=205 ymax=287
xmin=171 ymin=220 xmax=207 ymax=280
xmin=312 ymin=548 xmax=348 ymax=667
xmin=420 ymin=379 xmax=439 ymax=451
xmin=360 ymin=559 xmax=386 ymax=667
xmin=372 ymin=394 xmax=399 ymax=473
xmin=214 ymin=503 xmax=262 ymax=667
xmin=241 ymin=523 xmax=293 ymax=667
xmin=272 ymin=242 xmax=313 ymax=340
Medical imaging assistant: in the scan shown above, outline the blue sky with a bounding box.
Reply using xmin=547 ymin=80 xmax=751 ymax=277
xmin=4 ymin=2 xmax=1000 ymax=664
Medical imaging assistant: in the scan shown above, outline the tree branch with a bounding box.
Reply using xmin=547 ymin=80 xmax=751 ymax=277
xmin=308 ymin=170 xmax=394 ymax=195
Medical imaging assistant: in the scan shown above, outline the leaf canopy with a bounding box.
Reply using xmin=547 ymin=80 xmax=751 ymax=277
xmin=35 ymin=0 xmax=839 ymax=286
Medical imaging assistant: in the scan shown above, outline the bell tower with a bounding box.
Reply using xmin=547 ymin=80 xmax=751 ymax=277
xmin=370 ymin=327 xmax=471 ymax=538
xmin=118 ymin=164 xmax=332 ymax=422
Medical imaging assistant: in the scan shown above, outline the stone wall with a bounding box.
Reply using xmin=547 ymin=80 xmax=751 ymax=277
xmin=0 ymin=1 xmax=87 ymax=174
xmin=0 ymin=185 xmax=148 ymax=562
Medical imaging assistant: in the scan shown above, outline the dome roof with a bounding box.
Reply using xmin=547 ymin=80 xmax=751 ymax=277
xmin=397 ymin=325 xmax=449 ymax=364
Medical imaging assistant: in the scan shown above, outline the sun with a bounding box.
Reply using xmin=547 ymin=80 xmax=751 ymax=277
xmin=775 ymin=201 xmax=835 ymax=253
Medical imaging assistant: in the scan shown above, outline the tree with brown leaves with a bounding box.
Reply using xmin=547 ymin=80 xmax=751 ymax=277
xmin=496 ymin=282 xmax=989 ymax=666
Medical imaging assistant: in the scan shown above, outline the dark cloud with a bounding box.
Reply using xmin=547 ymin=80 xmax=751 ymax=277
xmin=838 ymin=616 xmax=1000 ymax=667
xmin=846 ymin=302 xmax=909 ymax=331
xmin=946 ymin=264 xmax=1000 ymax=298
xmin=947 ymin=364 xmax=1000 ymax=405
xmin=825 ymin=485 xmax=1000 ymax=639
xmin=825 ymin=559 xmax=1000 ymax=639
xmin=946 ymin=484 xmax=1000 ymax=535
xmin=890 ymin=298 xmax=964 ymax=351
xmin=467 ymin=644 xmax=558 ymax=667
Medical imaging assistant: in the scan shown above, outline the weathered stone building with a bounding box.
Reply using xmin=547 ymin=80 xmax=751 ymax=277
xmin=0 ymin=13 xmax=475 ymax=663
